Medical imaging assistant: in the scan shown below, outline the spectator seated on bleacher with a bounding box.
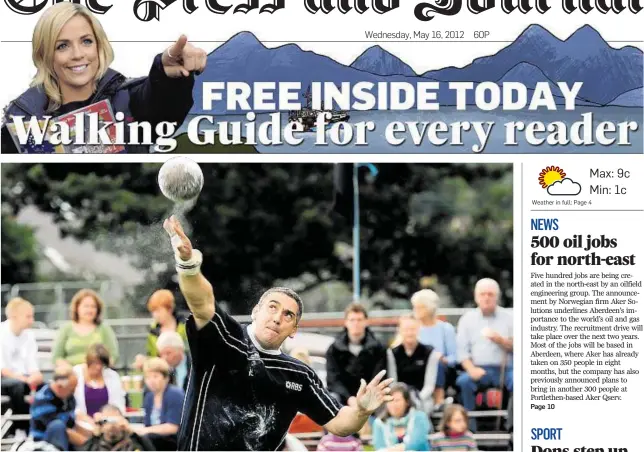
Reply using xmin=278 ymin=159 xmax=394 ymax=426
xmin=132 ymin=290 xmax=188 ymax=370
xmin=290 ymin=346 xmax=312 ymax=368
xmin=317 ymin=431 xmax=363 ymax=451
xmin=411 ymin=289 xmax=458 ymax=407
xmin=387 ymin=315 xmax=441 ymax=415
xmin=134 ymin=358 xmax=184 ymax=451
xmin=30 ymin=363 xmax=89 ymax=451
xmin=456 ymin=278 xmax=513 ymax=432
xmin=325 ymin=303 xmax=387 ymax=406
xmin=371 ymin=383 xmax=431 ymax=452
xmin=52 ymin=289 xmax=120 ymax=367
xmin=288 ymin=347 xmax=324 ymax=436
xmin=79 ymin=404 xmax=155 ymax=451
xmin=73 ymin=344 xmax=126 ymax=427
xmin=156 ymin=331 xmax=190 ymax=391
xmin=429 ymin=404 xmax=478 ymax=451
xmin=1 ymin=297 xmax=43 ymax=434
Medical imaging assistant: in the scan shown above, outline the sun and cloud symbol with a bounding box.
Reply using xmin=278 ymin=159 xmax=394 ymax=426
xmin=538 ymin=166 xmax=582 ymax=196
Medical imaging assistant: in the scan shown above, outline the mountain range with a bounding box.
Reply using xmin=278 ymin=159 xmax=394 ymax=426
xmin=607 ymin=88 xmax=643 ymax=107
xmin=192 ymin=25 xmax=642 ymax=114
xmin=422 ymin=25 xmax=642 ymax=106
xmin=193 ymin=32 xmax=461 ymax=114
xmin=350 ymin=46 xmax=416 ymax=76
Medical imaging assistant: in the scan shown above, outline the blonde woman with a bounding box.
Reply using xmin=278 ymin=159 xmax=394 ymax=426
xmin=52 ymin=289 xmax=119 ymax=367
xmin=1 ymin=2 xmax=206 ymax=153
xmin=411 ymin=289 xmax=457 ymax=406
xmin=386 ymin=315 xmax=441 ymax=414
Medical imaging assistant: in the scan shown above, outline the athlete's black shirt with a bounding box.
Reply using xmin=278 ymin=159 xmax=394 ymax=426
xmin=178 ymin=304 xmax=343 ymax=451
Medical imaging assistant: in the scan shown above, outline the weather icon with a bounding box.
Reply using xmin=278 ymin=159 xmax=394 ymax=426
xmin=538 ymin=166 xmax=582 ymax=196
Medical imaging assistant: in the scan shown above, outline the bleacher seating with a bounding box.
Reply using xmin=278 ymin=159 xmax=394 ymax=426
xmin=1 ymin=316 xmax=513 ymax=451
xmin=1 ymin=400 xmax=16 ymax=452
xmin=2 ymin=390 xmax=511 ymax=450
xmin=293 ymin=430 xmax=511 ymax=450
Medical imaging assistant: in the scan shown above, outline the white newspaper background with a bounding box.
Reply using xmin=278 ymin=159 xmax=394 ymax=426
xmin=0 ymin=1 xmax=642 ymax=451
xmin=521 ymin=157 xmax=643 ymax=452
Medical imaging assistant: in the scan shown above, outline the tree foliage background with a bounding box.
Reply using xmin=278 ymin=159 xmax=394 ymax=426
xmin=1 ymin=163 xmax=513 ymax=313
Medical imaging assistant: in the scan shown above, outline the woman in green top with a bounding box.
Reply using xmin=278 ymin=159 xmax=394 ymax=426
xmin=52 ymin=289 xmax=120 ymax=367
xmin=133 ymin=289 xmax=187 ymax=369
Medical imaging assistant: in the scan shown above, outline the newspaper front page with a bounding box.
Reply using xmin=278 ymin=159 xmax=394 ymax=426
xmin=0 ymin=1 xmax=642 ymax=452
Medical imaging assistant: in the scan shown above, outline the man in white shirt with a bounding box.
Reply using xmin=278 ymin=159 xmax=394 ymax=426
xmin=1 ymin=297 xmax=43 ymax=432
xmin=456 ymin=278 xmax=513 ymax=432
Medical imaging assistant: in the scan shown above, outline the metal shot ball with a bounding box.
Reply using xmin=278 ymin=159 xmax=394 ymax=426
xmin=158 ymin=157 xmax=204 ymax=202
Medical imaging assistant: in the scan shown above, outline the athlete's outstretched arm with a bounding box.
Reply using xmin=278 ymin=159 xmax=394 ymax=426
xmin=164 ymin=216 xmax=215 ymax=330
xmin=323 ymin=370 xmax=394 ymax=437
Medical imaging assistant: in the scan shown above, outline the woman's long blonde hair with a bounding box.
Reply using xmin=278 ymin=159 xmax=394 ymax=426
xmin=31 ymin=3 xmax=114 ymax=111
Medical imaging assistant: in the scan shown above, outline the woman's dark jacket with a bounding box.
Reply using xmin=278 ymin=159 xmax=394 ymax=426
xmin=1 ymin=53 xmax=194 ymax=153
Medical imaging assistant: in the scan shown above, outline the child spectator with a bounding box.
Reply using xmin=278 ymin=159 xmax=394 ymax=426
xmin=317 ymin=431 xmax=363 ymax=451
xmin=430 ymin=404 xmax=478 ymax=450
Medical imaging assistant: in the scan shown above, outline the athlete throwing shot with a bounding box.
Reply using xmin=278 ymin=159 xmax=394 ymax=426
xmin=162 ymin=216 xmax=394 ymax=451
